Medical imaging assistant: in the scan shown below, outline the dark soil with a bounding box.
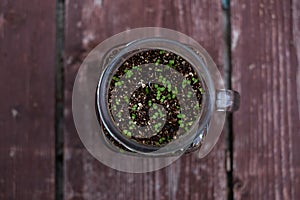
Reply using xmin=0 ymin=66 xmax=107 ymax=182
xmin=105 ymin=49 xmax=204 ymax=148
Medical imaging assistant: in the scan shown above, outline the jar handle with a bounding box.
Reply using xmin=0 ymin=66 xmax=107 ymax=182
xmin=216 ymin=89 xmax=240 ymax=112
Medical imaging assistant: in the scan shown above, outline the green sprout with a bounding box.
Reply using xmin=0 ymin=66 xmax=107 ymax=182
xmin=112 ymin=76 xmax=119 ymax=81
xmin=168 ymin=60 xmax=175 ymax=66
xmin=158 ymin=109 xmax=164 ymax=117
xmin=152 ymin=113 xmax=158 ymax=119
xmin=192 ymin=77 xmax=198 ymax=84
xmin=158 ymin=75 xmax=163 ymax=82
xmin=182 ymin=79 xmax=187 ymax=88
xmin=124 ymin=96 xmax=129 ymax=103
xmin=159 ymin=137 xmax=166 ymax=144
xmin=167 ymin=83 xmax=172 ymax=92
xmin=155 ymin=59 xmax=160 ymax=65
xmin=123 ymin=130 xmax=132 ymax=137
xmin=154 ymin=112 xmax=161 ymax=119
xmin=156 ymin=91 xmax=161 ymax=100
xmin=117 ymin=112 xmax=122 ymax=118
xmin=115 ymin=99 xmax=120 ymax=105
xmin=173 ymin=87 xmax=178 ymax=95
xmin=199 ymin=88 xmax=203 ymax=94
xmin=132 ymin=104 xmax=138 ymax=111
xmin=162 ymin=77 xmax=167 ymax=84
xmin=154 ymin=122 xmax=162 ymax=132
xmin=187 ymin=121 xmax=193 ymax=126
xmin=177 ymin=114 xmax=186 ymax=119
xmin=131 ymin=113 xmax=136 ymax=119
xmin=115 ymin=80 xmax=124 ymax=87
xmin=157 ymin=87 xmax=165 ymax=92
xmin=125 ymin=70 xmax=133 ymax=78
xmin=131 ymin=66 xmax=141 ymax=71
xmin=159 ymin=50 xmax=165 ymax=54
xmin=182 ymin=79 xmax=192 ymax=88
xmin=167 ymin=93 xmax=171 ymax=100
xmin=145 ymin=87 xmax=149 ymax=94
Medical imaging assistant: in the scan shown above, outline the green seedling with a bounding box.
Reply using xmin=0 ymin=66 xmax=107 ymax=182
xmin=155 ymin=59 xmax=160 ymax=65
xmin=115 ymin=80 xmax=124 ymax=87
xmin=131 ymin=113 xmax=136 ymax=119
xmin=159 ymin=137 xmax=166 ymax=144
xmin=123 ymin=130 xmax=132 ymax=137
xmin=187 ymin=121 xmax=193 ymax=126
xmin=177 ymin=114 xmax=186 ymax=119
xmin=117 ymin=112 xmax=122 ymax=118
xmin=112 ymin=76 xmax=119 ymax=81
xmin=168 ymin=60 xmax=175 ymax=66
xmin=132 ymin=104 xmax=138 ymax=111
xmin=199 ymin=88 xmax=203 ymax=94
xmin=192 ymin=77 xmax=198 ymax=84
xmin=125 ymin=70 xmax=133 ymax=78
xmin=124 ymin=96 xmax=129 ymax=103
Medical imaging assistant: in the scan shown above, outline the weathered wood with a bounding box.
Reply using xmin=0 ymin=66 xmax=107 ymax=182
xmin=64 ymin=0 xmax=227 ymax=199
xmin=231 ymin=0 xmax=300 ymax=199
xmin=0 ymin=0 xmax=56 ymax=199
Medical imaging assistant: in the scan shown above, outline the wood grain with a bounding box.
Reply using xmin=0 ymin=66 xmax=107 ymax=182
xmin=64 ymin=0 xmax=227 ymax=199
xmin=231 ymin=0 xmax=300 ymax=199
xmin=0 ymin=0 xmax=56 ymax=199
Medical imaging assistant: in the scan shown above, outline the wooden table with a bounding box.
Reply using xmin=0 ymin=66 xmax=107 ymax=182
xmin=1 ymin=0 xmax=299 ymax=199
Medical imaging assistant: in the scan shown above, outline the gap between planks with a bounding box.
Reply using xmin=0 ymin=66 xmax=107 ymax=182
xmin=55 ymin=0 xmax=65 ymax=200
xmin=222 ymin=0 xmax=234 ymax=199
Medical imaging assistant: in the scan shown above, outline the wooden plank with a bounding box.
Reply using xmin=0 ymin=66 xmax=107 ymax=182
xmin=0 ymin=0 xmax=56 ymax=200
xmin=64 ymin=0 xmax=226 ymax=199
xmin=231 ymin=0 xmax=300 ymax=199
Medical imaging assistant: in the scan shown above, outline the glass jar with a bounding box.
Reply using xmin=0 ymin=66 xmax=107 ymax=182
xmin=72 ymin=28 xmax=240 ymax=172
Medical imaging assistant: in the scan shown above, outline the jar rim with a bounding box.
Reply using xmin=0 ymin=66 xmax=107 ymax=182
xmin=97 ymin=37 xmax=215 ymax=155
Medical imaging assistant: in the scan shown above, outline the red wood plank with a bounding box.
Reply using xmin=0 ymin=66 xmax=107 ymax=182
xmin=231 ymin=0 xmax=300 ymax=199
xmin=64 ymin=0 xmax=226 ymax=199
xmin=0 ymin=0 xmax=56 ymax=200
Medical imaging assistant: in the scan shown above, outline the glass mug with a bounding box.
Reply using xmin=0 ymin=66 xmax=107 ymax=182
xmin=72 ymin=28 xmax=240 ymax=172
